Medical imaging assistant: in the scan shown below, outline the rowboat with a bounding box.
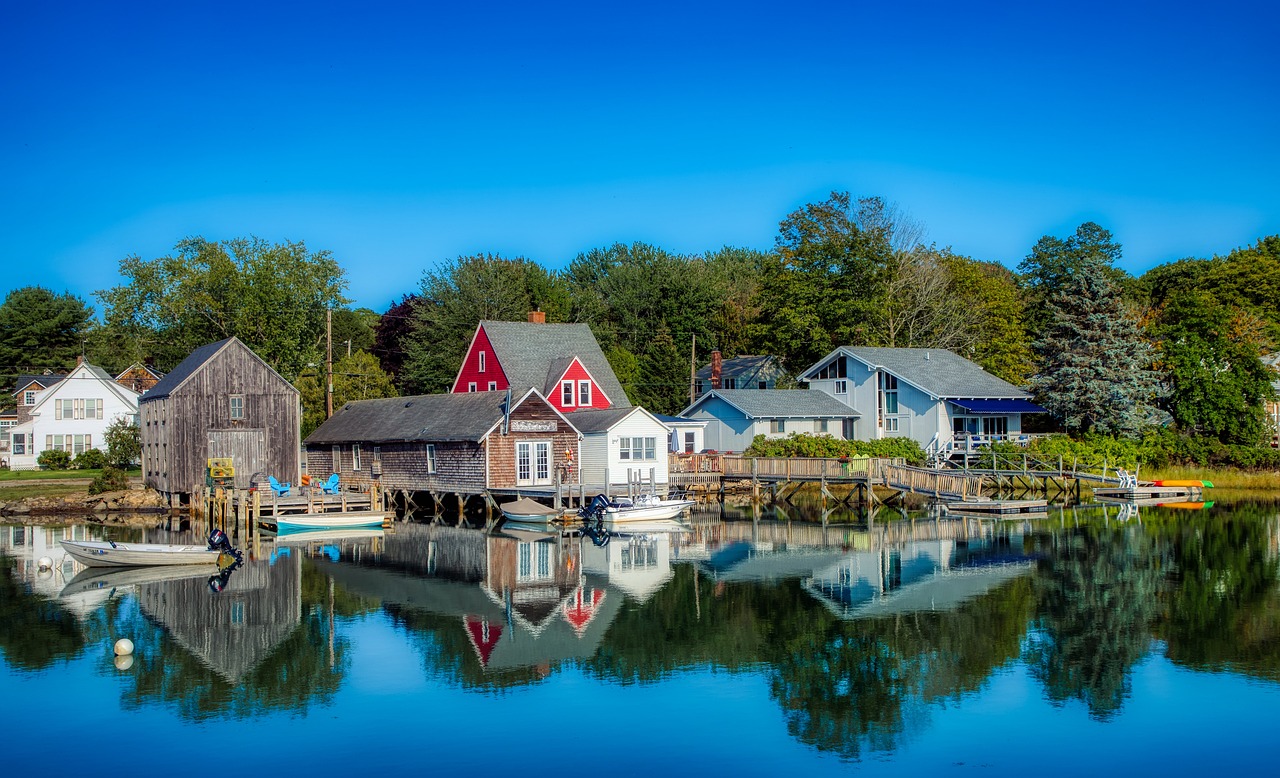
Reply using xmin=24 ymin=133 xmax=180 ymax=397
xmin=61 ymin=539 xmax=224 ymax=568
xmin=274 ymin=511 xmax=389 ymax=532
xmin=500 ymin=497 xmax=567 ymax=525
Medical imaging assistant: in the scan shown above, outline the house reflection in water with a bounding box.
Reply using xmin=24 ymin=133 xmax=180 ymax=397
xmin=138 ymin=554 xmax=302 ymax=684
xmin=314 ymin=522 xmax=621 ymax=674
xmin=579 ymin=526 xmax=680 ymax=603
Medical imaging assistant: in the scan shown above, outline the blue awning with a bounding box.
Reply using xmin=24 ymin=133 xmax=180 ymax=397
xmin=950 ymin=398 xmax=1047 ymax=414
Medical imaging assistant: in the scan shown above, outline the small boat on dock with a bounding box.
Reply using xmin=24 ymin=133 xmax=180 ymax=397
xmin=61 ymin=539 xmax=229 ymax=568
xmin=500 ymin=497 xmax=569 ymax=525
xmin=273 ymin=511 xmax=390 ymax=532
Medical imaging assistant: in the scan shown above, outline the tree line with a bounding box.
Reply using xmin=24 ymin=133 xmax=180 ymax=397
xmin=2 ymin=192 xmax=1277 ymax=446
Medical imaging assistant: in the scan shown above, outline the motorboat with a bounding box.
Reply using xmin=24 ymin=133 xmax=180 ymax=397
xmin=61 ymin=539 xmax=225 ymax=568
xmin=580 ymin=493 xmax=695 ymax=525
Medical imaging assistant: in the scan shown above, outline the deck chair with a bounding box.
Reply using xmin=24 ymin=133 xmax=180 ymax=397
xmin=1116 ymin=469 xmax=1138 ymax=488
xmin=268 ymin=475 xmax=291 ymax=497
xmin=320 ymin=473 xmax=340 ymax=494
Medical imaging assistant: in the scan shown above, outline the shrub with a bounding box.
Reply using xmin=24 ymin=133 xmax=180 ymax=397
xmin=37 ymin=449 xmax=72 ymax=470
xmin=89 ymin=465 xmax=129 ymax=495
xmin=73 ymin=448 xmax=106 ymax=470
xmin=743 ymin=433 xmax=927 ymax=466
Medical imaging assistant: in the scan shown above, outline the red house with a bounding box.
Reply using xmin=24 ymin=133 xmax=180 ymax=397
xmin=451 ymin=313 xmax=629 ymax=414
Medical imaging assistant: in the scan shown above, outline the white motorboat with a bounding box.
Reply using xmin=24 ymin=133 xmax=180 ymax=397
xmin=61 ymin=539 xmax=225 ymax=568
xmin=581 ymin=493 xmax=695 ymax=525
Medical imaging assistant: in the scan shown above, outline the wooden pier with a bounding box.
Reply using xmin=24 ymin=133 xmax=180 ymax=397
xmin=203 ymin=484 xmax=393 ymax=537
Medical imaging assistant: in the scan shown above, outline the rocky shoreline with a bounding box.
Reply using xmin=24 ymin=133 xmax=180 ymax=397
xmin=0 ymin=488 xmax=170 ymax=525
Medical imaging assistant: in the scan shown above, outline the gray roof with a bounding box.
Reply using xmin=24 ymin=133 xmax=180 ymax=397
xmin=11 ymin=374 xmax=64 ymax=395
xmin=306 ymin=392 xmax=517 ymax=445
xmin=477 ymin=320 xmax=631 ymax=408
xmin=694 ymin=355 xmax=780 ymax=381
xmin=141 ymin=338 xmax=233 ymax=401
xmin=563 ymin=407 xmax=642 ymax=434
xmin=682 ymin=389 xmax=860 ymax=419
xmin=805 ymin=347 xmax=1029 ymax=399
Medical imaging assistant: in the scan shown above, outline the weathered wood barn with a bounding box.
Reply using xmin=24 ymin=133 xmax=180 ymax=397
xmin=140 ymin=337 xmax=301 ymax=501
xmin=303 ymin=388 xmax=582 ymax=513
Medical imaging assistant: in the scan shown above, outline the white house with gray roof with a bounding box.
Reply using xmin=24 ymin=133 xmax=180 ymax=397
xmin=8 ymin=359 xmax=140 ymax=470
xmin=800 ymin=346 xmax=1044 ymax=455
xmin=563 ymin=406 xmax=675 ymax=495
xmin=678 ymin=389 xmax=861 ymax=453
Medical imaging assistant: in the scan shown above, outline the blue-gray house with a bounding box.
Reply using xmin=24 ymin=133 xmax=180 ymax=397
xmin=678 ymin=389 xmax=860 ymax=453
xmin=800 ymin=346 xmax=1044 ymax=457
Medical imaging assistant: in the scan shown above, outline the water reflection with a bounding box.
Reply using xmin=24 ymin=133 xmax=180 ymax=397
xmin=2 ymin=499 xmax=1280 ymax=763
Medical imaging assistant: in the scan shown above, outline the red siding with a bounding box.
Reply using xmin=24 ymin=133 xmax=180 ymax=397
xmin=452 ymin=325 xmax=508 ymax=393
xmin=549 ymin=358 xmax=612 ymax=412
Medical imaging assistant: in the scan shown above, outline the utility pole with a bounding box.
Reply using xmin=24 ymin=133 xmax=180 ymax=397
xmin=325 ymin=309 xmax=334 ymax=419
xmin=689 ymin=334 xmax=696 ymax=408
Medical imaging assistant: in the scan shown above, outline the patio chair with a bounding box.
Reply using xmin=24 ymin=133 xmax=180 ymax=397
xmin=268 ymin=475 xmax=291 ymax=497
xmin=320 ymin=473 xmax=340 ymax=494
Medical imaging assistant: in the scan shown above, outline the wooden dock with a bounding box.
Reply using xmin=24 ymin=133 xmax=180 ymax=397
xmin=204 ymin=484 xmax=393 ymax=536
xmin=944 ymin=499 xmax=1048 ymax=517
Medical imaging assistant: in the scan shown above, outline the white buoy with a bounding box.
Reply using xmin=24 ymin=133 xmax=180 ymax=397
xmin=114 ymin=638 xmax=134 ymax=656
xmin=38 ymin=556 xmax=53 ymax=570
xmin=114 ymin=655 xmax=134 ymax=671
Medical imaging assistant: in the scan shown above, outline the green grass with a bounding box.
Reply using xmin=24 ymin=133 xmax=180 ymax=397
xmin=0 ymin=467 xmax=141 ymax=482
xmin=0 ymin=483 xmax=89 ymax=500
xmin=1141 ymin=465 xmax=1279 ymax=490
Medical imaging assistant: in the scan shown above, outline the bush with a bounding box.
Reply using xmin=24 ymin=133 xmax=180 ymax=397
xmin=743 ymin=433 xmax=927 ymax=466
xmin=73 ymin=448 xmax=106 ymax=470
xmin=37 ymin=449 xmax=72 ymax=470
xmin=89 ymin=465 xmax=130 ymax=495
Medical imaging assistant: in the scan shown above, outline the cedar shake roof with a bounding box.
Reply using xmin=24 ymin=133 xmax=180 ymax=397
xmin=479 ymin=320 xmax=630 ymax=408
xmin=804 ymin=347 xmax=1030 ymax=399
xmin=306 ymin=392 xmax=529 ymax=445
xmin=683 ymin=389 xmax=861 ymax=419
xmin=11 ymin=374 xmax=64 ymax=396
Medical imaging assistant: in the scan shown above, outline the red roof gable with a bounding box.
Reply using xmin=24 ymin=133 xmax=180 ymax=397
xmin=452 ymin=325 xmax=509 ymax=393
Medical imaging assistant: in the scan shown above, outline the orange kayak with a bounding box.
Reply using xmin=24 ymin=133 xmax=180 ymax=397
xmin=1151 ymin=480 xmax=1213 ymax=488
xmin=1157 ymin=501 xmax=1213 ymax=510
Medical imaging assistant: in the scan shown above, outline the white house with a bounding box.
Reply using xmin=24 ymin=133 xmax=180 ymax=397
xmin=655 ymin=413 xmax=707 ymax=454
xmin=679 ymin=389 xmax=861 ymax=453
xmin=800 ymin=346 xmax=1044 ymax=456
xmin=568 ymin=406 xmax=674 ymax=496
xmin=8 ymin=359 xmax=140 ymax=470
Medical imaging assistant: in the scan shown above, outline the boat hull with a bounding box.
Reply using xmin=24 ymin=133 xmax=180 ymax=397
xmin=603 ymin=500 xmax=695 ymax=523
xmin=61 ymin=540 xmax=222 ymax=568
xmin=275 ymin=512 xmax=389 ymax=531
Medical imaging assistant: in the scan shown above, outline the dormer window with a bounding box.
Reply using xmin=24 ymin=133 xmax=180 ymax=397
xmin=578 ymin=380 xmax=591 ymax=407
xmin=561 ymin=380 xmax=575 ymax=407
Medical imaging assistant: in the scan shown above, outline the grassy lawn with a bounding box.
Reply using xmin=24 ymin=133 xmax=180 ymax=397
xmin=0 ymin=483 xmax=91 ymax=500
xmin=0 ymin=468 xmax=141 ymax=482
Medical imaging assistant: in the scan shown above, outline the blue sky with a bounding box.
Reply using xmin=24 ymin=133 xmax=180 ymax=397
xmin=3 ymin=1 xmax=1277 ymax=312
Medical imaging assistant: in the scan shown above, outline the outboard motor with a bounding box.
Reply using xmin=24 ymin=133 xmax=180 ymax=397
xmin=207 ymin=528 xmax=230 ymax=552
xmin=207 ymin=528 xmax=244 ymax=573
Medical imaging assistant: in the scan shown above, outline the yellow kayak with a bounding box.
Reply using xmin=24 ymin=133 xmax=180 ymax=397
xmin=1152 ymin=479 xmax=1213 ymax=488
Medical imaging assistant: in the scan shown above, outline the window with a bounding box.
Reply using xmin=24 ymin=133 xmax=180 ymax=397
xmin=488 ymin=381 xmax=497 ymax=391
xmin=425 ymin=444 xmax=436 ymax=474
xmin=758 ymin=381 xmax=767 ymax=389
xmin=561 ymin=381 xmax=575 ymax=406
xmin=478 ymin=351 xmax=486 ymax=372
xmin=724 ymin=378 xmax=737 ymax=389
xmin=683 ymin=431 xmax=695 ymax=454
xmin=982 ymin=416 xmax=1008 ymax=437
xmin=578 ymin=380 xmax=591 ymax=407
xmin=372 ymin=446 xmax=381 ymax=463
xmin=815 ymin=358 xmax=847 ymax=380
xmin=23 ymin=390 xmax=35 ymax=405
xmin=353 ymin=444 xmax=361 ymax=471
xmin=879 ymin=372 xmax=899 ymax=433
xmin=332 ymin=445 xmax=341 ymax=470
xmin=620 ymin=436 xmax=657 ymax=461
xmin=12 ymin=433 xmax=25 ymax=455
xmin=85 ymin=398 xmax=102 ymax=419
xmin=817 ymin=419 xmax=828 ymax=433
xmin=468 ymin=382 xmax=477 ymax=392
xmin=229 ymin=395 xmax=244 ymax=420
xmin=834 ymin=380 xmax=847 ymax=395
xmin=770 ymin=419 xmax=786 ymax=434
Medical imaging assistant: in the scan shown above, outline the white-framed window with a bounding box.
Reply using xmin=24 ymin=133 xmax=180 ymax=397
xmin=619 ymin=436 xmax=657 ymax=461
xmin=817 ymin=419 xmax=829 ymax=433
xmin=12 ymin=433 xmax=26 ymax=455
xmin=884 ymin=417 xmax=900 ymax=433
xmin=578 ymin=380 xmax=591 ymax=407
xmin=353 ymin=443 xmax=362 ymax=471
xmin=468 ymin=382 xmax=477 ymax=392
xmin=834 ymin=380 xmax=847 ymax=395
xmin=683 ymin=431 xmax=695 ymax=453
xmin=372 ymin=446 xmax=381 ymax=463
xmin=516 ymin=440 xmax=551 ymax=485
xmin=425 ymin=443 xmax=437 ymax=474
xmin=23 ymin=390 xmax=35 ymax=405
xmin=561 ymin=381 xmax=575 ymax=407
xmin=229 ymin=395 xmax=244 ymax=420
xmin=815 ymin=358 xmax=847 ymax=380
xmin=982 ymin=417 xmax=1008 ymax=437
xmin=478 ymin=351 xmax=486 ymax=373
xmin=879 ymin=372 xmax=900 ymax=433
xmin=770 ymin=419 xmax=786 ymax=434
xmin=488 ymin=381 xmax=497 ymax=391
xmin=332 ymin=445 xmax=341 ymax=469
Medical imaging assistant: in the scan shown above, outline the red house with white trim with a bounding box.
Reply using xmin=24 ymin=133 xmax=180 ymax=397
xmin=451 ymin=313 xmax=629 ymax=415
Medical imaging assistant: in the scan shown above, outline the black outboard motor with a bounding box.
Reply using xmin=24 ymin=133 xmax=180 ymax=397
xmin=206 ymin=528 xmax=244 ymax=578
xmin=207 ymin=528 xmax=231 ymax=552
xmin=578 ymin=495 xmax=611 ymax=546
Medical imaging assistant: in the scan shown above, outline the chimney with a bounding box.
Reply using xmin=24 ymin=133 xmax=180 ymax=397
xmin=76 ymin=355 xmax=84 ymax=366
xmin=711 ymin=350 xmax=722 ymax=390
xmin=527 ymin=310 xmax=545 ymax=324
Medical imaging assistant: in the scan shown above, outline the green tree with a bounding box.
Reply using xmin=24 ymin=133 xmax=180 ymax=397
xmin=0 ymin=286 xmax=95 ymax=397
xmin=1152 ymin=290 xmax=1274 ymax=444
xmin=297 ymin=350 xmax=399 ymax=437
xmin=1029 ymin=229 xmax=1160 ymax=436
xmin=942 ymin=252 xmax=1035 ymax=384
xmin=371 ymin=295 xmax=418 ymax=392
xmin=96 ymin=237 xmax=348 ymax=379
xmin=1018 ymin=222 xmax=1129 ymax=340
xmin=401 ymin=254 xmax=569 ymax=394
xmin=330 ymin=307 xmax=379 ymax=357
xmin=104 ymin=415 xmax=142 ymax=467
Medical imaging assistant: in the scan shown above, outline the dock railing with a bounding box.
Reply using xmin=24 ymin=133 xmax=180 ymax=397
xmin=720 ymin=455 xmax=902 ymax=481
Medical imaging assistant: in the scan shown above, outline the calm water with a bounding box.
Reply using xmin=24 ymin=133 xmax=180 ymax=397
xmin=3 ymin=498 xmax=1280 ymax=776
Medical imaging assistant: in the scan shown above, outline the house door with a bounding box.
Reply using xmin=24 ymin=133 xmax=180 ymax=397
xmin=516 ymin=441 xmax=551 ymax=486
xmin=208 ymin=429 xmax=267 ymax=489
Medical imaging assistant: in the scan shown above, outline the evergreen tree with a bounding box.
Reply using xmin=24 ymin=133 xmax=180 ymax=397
xmin=1031 ymin=260 xmax=1161 ymax=436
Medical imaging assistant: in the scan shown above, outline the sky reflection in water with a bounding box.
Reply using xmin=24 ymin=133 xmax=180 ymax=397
xmin=2 ymin=499 xmax=1279 ymax=776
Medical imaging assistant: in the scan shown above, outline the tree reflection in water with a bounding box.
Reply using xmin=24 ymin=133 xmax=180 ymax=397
xmin=0 ymin=555 xmax=86 ymax=669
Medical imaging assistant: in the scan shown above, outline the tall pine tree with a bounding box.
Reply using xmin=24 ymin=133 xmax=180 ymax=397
xmin=1031 ymin=261 xmax=1161 ymax=436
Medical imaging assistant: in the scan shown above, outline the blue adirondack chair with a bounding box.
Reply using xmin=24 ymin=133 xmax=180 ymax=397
xmin=268 ymin=475 xmax=291 ymax=497
xmin=320 ymin=473 xmax=340 ymax=494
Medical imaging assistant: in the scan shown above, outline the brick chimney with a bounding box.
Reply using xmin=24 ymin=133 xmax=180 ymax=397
xmin=711 ymin=350 xmax=722 ymax=390
xmin=527 ymin=310 xmax=546 ymax=324
xmin=76 ymin=355 xmax=84 ymax=366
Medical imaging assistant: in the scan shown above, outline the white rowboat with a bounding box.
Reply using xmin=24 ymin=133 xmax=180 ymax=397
xmin=274 ymin=511 xmax=390 ymax=532
xmin=61 ymin=540 xmax=223 ymax=568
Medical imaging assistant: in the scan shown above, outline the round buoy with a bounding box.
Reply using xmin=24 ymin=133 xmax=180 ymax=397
xmin=38 ymin=556 xmax=53 ymax=570
xmin=114 ymin=638 xmax=134 ymax=656
xmin=114 ymin=655 xmax=134 ymax=671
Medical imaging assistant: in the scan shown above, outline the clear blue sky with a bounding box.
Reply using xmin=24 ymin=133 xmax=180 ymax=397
xmin=4 ymin=1 xmax=1277 ymax=312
